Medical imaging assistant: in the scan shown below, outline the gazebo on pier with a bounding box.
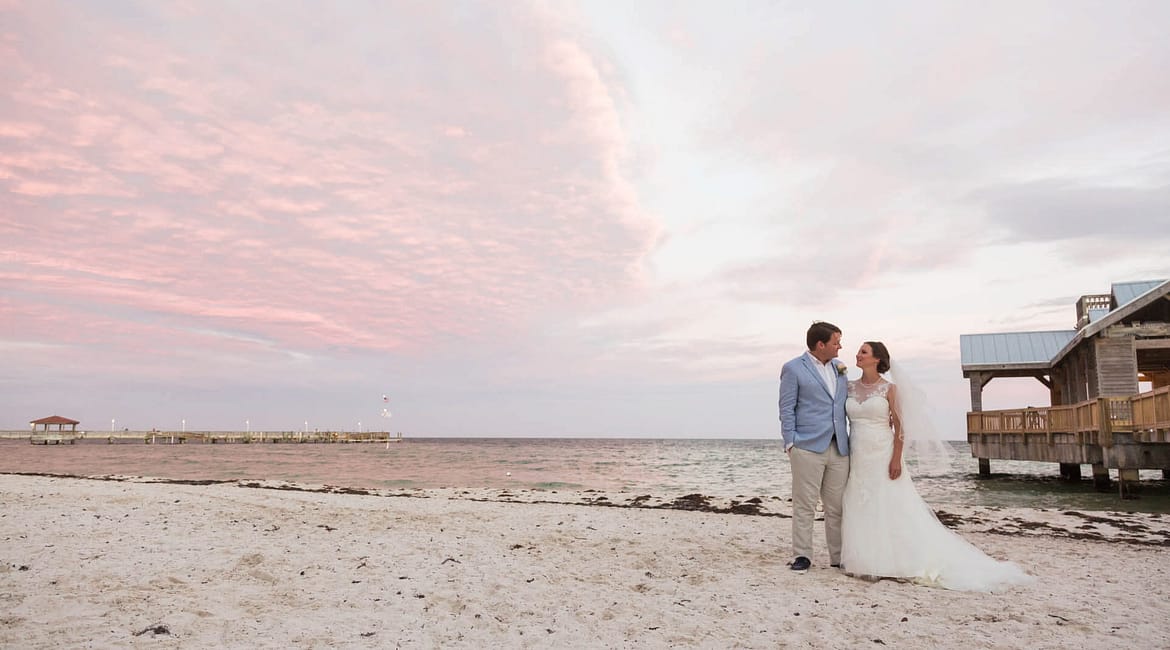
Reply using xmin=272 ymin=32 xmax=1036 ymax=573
xmin=961 ymin=279 xmax=1170 ymax=497
xmin=29 ymin=415 xmax=81 ymax=445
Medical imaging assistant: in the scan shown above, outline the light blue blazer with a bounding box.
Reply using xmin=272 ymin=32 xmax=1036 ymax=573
xmin=778 ymin=354 xmax=849 ymax=455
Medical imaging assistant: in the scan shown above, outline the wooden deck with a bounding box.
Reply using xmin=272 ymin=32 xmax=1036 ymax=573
xmin=967 ymin=386 xmax=1170 ymax=496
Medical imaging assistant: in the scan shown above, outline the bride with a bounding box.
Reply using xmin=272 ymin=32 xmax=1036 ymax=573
xmin=840 ymin=341 xmax=1033 ymax=591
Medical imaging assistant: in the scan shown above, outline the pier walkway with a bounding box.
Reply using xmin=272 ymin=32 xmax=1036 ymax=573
xmin=18 ymin=431 xmax=405 ymax=445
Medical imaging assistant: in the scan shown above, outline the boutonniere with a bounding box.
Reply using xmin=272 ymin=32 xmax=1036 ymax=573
xmin=835 ymin=363 xmax=848 ymax=376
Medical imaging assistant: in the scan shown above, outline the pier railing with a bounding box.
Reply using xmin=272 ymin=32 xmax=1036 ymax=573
xmin=967 ymin=386 xmax=1170 ymax=446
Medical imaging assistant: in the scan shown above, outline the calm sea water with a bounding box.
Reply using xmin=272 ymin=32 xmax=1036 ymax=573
xmin=1 ymin=438 xmax=1167 ymax=513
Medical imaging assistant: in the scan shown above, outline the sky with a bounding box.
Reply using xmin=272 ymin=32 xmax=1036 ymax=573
xmin=2 ymin=1 xmax=1169 ymax=438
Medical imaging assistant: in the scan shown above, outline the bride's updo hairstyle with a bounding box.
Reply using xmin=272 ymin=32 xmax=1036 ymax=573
xmin=865 ymin=341 xmax=892 ymax=374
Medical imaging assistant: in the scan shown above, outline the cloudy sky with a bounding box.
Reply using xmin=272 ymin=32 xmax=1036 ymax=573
xmin=2 ymin=1 xmax=1168 ymax=437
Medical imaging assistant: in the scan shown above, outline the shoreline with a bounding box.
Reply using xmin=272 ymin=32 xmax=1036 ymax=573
xmin=3 ymin=438 xmax=1168 ymax=518
xmin=5 ymin=471 xmax=1169 ymax=548
xmin=4 ymin=475 xmax=1169 ymax=649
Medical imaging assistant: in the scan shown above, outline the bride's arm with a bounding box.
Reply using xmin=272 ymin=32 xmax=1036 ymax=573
xmin=887 ymin=384 xmax=905 ymax=480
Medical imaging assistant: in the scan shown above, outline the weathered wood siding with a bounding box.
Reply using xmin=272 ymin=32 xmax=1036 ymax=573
xmin=1061 ymin=346 xmax=1090 ymax=403
xmin=1049 ymin=367 xmax=1066 ymax=406
xmin=1095 ymin=336 xmax=1138 ymax=397
xmin=1086 ymin=343 xmax=1101 ymax=399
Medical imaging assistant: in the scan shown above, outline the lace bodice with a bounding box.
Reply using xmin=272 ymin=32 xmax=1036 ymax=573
xmin=846 ymin=379 xmax=894 ymax=452
xmin=847 ymin=379 xmax=892 ymax=426
xmin=848 ymin=378 xmax=890 ymax=404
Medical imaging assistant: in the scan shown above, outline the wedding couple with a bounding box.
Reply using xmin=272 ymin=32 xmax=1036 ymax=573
xmin=778 ymin=321 xmax=1032 ymax=591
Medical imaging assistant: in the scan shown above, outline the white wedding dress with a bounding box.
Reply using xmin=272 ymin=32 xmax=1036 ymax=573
xmin=841 ymin=379 xmax=1033 ymax=591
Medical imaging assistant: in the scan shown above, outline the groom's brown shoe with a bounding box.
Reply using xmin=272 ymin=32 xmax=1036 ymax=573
xmin=790 ymin=556 xmax=811 ymax=572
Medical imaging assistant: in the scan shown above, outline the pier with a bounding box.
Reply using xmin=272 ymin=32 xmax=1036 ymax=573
xmin=15 ymin=429 xmax=405 ymax=445
xmin=138 ymin=431 xmax=406 ymax=444
xmin=962 ymin=279 xmax=1170 ymax=497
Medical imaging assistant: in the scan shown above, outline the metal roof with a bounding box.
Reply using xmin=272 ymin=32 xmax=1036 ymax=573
xmin=1087 ymin=308 xmax=1109 ymax=323
xmin=960 ymin=330 xmax=1076 ymax=368
xmin=1052 ymin=278 xmax=1170 ymax=363
xmin=960 ymin=279 xmax=1169 ymax=371
xmin=1112 ymin=279 xmax=1167 ymax=308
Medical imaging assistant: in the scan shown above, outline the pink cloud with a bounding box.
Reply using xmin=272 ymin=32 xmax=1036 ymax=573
xmin=0 ymin=121 xmax=44 ymax=138
xmin=0 ymin=2 xmax=661 ymax=386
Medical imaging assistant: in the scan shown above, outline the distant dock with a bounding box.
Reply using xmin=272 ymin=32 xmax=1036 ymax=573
xmin=5 ymin=431 xmax=406 ymax=445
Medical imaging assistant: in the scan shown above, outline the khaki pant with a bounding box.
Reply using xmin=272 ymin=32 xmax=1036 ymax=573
xmin=789 ymin=444 xmax=849 ymax=564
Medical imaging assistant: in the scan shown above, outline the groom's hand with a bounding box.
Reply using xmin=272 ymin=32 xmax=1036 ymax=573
xmin=888 ymin=459 xmax=902 ymax=480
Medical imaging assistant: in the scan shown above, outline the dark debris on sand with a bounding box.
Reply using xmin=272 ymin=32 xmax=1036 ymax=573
xmin=133 ymin=624 xmax=170 ymax=637
xmin=934 ymin=509 xmax=1170 ymax=547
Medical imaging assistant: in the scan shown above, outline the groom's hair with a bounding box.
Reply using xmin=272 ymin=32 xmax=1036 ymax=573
xmin=806 ymin=321 xmax=841 ymax=350
xmin=866 ymin=341 xmax=892 ymax=373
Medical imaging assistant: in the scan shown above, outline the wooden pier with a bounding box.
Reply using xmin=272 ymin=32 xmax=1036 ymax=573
xmin=137 ymin=431 xmax=405 ymax=444
xmin=967 ymin=387 xmax=1170 ymax=495
xmin=962 ymin=279 xmax=1170 ymax=497
xmin=23 ymin=431 xmax=406 ymax=445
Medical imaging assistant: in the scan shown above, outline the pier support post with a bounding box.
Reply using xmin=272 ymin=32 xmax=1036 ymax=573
xmin=1118 ymin=468 xmax=1140 ymax=499
xmin=977 ymin=458 xmax=991 ymax=476
xmin=1092 ymin=464 xmax=1111 ymax=491
xmin=1058 ymin=463 xmax=1082 ymax=481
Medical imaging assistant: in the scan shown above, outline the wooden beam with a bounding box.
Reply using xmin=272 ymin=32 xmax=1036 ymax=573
xmin=1135 ymin=339 xmax=1170 ymax=350
xmin=1103 ymin=323 xmax=1170 ymax=338
xmin=963 ymin=364 xmax=1051 ymax=374
xmin=1035 ymin=374 xmax=1053 ymax=390
xmin=969 ymin=374 xmax=985 ymax=412
xmin=1119 ymin=468 xmax=1141 ymax=499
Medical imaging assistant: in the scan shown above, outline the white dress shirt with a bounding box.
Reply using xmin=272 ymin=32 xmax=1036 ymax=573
xmin=807 ymin=351 xmax=837 ymax=397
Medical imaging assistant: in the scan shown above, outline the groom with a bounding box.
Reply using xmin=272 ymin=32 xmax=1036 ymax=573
xmin=778 ymin=321 xmax=850 ymax=573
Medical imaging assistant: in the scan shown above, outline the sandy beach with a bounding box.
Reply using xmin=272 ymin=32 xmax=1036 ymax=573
xmin=2 ymin=474 xmax=1167 ymax=649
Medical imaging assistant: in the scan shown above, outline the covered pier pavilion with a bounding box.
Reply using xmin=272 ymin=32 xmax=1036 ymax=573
xmin=961 ymin=279 xmax=1170 ymax=497
xmin=29 ymin=415 xmax=81 ymax=444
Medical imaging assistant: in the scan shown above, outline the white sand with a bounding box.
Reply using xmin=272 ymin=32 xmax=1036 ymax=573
xmin=1 ymin=474 xmax=1167 ymax=649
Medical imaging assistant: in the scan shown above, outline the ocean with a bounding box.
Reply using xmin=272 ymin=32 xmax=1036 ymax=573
xmin=1 ymin=438 xmax=1167 ymax=513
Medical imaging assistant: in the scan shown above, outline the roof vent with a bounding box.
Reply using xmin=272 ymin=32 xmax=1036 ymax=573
xmin=1075 ymin=294 xmax=1112 ymax=329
